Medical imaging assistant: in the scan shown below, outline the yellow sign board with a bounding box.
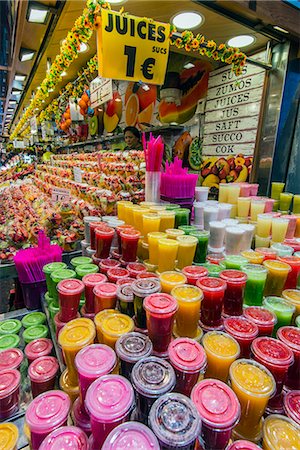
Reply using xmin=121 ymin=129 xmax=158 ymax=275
xmin=98 ymin=9 xmax=170 ymax=85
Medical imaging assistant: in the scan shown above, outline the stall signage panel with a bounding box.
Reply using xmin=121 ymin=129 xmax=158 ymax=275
xmin=51 ymin=187 xmax=70 ymax=202
xmin=203 ymin=63 xmax=265 ymax=156
xmin=98 ymin=9 xmax=170 ymax=84
xmin=90 ymin=77 xmax=113 ymax=108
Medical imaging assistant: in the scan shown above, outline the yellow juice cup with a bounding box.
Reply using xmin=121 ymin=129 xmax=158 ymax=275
xmin=255 ymin=234 xmax=271 ymax=248
xmin=176 ymin=235 xmax=198 ymax=270
xmin=149 ymin=205 xmax=166 ymax=213
xmin=240 ymin=250 xmax=264 ymax=265
xmin=165 ymin=228 xmax=185 ymax=240
xmin=157 ymin=239 xmax=179 ymax=273
xmin=257 ymin=214 xmax=272 ymax=237
xmin=293 ymin=195 xmax=300 ymax=214
xmin=237 ymin=197 xmax=251 ymax=218
xmin=280 ymin=192 xmax=293 ymax=211
xmin=117 ymin=201 xmax=132 ymax=221
xmin=140 ymin=201 xmax=156 ymax=208
xmin=58 ymin=318 xmax=96 ymax=386
xmin=262 ymin=414 xmax=300 ymax=450
xmin=142 ymin=213 xmax=161 ymax=242
xmin=59 ymin=368 xmax=80 ymax=403
xmin=94 ymin=309 xmax=117 ymax=342
xmin=171 ymin=284 xmax=203 ymax=338
xmin=250 ymin=200 xmax=266 ymax=221
xmin=282 ymin=289 xmax=300 ymax=321
xmin=271 ymin=182 xmax=285 ymax=200
xmin=132 ymin=206 xmax=143 ymax=232
xmin=229 ymin=359 xmax=275 ymax=442
xmin=0 ymin=423 xmax=18 ymax=450
xmin=159 ymin=211 xmax=175 ymax=232
xmin=202 ymin=331 xmax=240 ymax=382
xmin=99 ymin=313 xmax=134 ymax=349
xmin=218 ymin=183 xmax=230 ymax=203
xmin=148 ymin=232 xmax=167 ymax=266
xmin=123 ymin=203 xmax=135 ymax=225
xmin=271 ymin=217 xmax=289 ymax=243
xmin=263 ymin=260 xmax=291 ymax=297
xmin=159 ymin=271 xmax=187 ymax=294
xmin=227 ymin=185 xmax=240 ymax=204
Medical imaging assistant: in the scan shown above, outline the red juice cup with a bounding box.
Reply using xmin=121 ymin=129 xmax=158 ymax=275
xmin=182 ymin=265 xmax=208 ymax=285
xmin=115 ymin=332 xmax=153 ymax=381
xmin=137 ymin=272 xmax=160 ymax=280
xmin=223 ymin=317 xmax=259 ymax=358
xmin=29 ymin=356 xmax=59 ymax=398
xmin=255 ymin=247 xmax=277 ymax=261
xmin=85 ymin=374 xmax=134 ymax=448
xmin=116 ymin=225 xmax=134 ymax=254
xmin=0 ymin=369 xmax=21 ymax=419
xmin=94 ymin=283 xmax=117 ymax=313
xmin=120 ymin=229 xmax=141 ymax=262
xmin=90 ymin=222 xmax=106 ymax=251
xmin=25 ymin=339 xmax=53 ymax=365
xmin=243 ymin=306 xmax=277 ymax=336
xmin=278 ymin=256 xmax=300 ymax=289
xmin=116 ymin=277 xmax=134 ymax=286
xmin=251 ymin=337 xmax=294 ymax=413
xmin=102 ymin=422 xmax=160 ymax=450
xmin=277 ymin=326 xmax=300 ymax=390
xmin=80 ymin=305 xmax=95 ymax=320
xmin=144 ymin=293 xmax=178 ymax=356
xmin=220 ymin=270 xmax=247 ymax=317
xmin=26 ymin=390 xmax=71 ymax=449
xmin=39 ymin=426 xmax=89 ymax=450
xmin=0 ymin=348 xmax=23 ymax=371
xmin=127 ymin=262 xmax=147 ymax=278
xmin=57 ymin=279 xmax=85 ymax=322
xmin=284 ymin=390 xmax=300 ymax=425
xmin=226 ymin=441 xmax=262 ymax=450
xmin=191 ymin=378 xmax=240 ymax=450
xmin=72 ymin=397 xmax=91 ymax=436
xmin=82 ymin=273 xmax=107 ymax=314
xmin=107 ymin=267 xmax=130 ymax=284
xmin=168 ymin=337 xmax=207 ymax=396
xmin=99 ymin=258 xmax=120 ymax=275
xmin=75 ymin=344 xmax=116 ymax=405
xmin=95 ymin=228 xmax=115 ymax=259
xmin=197 ymin=277 xmax=227 ymax=330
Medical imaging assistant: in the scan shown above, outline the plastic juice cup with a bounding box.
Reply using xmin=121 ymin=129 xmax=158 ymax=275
xmin=44 ymin=291 xmax=53 ymax=305
xmin=43 ymin=262 xmax=67 ymax=299
xmin=271 ymin=242 xmax=294 ymax=257
xmin=229 ymin=359 xmax=275 ymax=442
xmin=256 ymin=213 xmax=272 ymax=237
xmin=220 ymin=270 xmax=247 ymax=317
xmin=165 ymin=228 xmax=185 ymax=240
xmin=22 ymin=312 xmax=46 ymax=329
xmin=223 ymin=255 xmax=248 ymax=270
xmin=116 ymin=225 xmax=134 ymax=254
xmin=0 ymin=423 xmax=18 ymax=450
xmin=250 ymin=199 xmax=266 ymax=221
xmin=277 ymin=326 xmax=300 ymax=390
xmin=199 ymin=263 xmax=222 ymax=278
xmin=223 ymin=315 xmax=259 ymax=358
xmin=189 ymin=230 xmax=210 ymax=264
xmin=218 ymin=183 xmax=230 ymax=203
xmin=39 ymin=425 xmax=89 ymax=450
xmin=117 ymin=200 xmax=132 ymax=221
xmin=90 ymin=222 xmax=110 ymax=250
xmin=147 ymin=232 xmax=167 ymax=266
xmin=255 ymin=234 xmax=271 ymax=248
xmin=0 ymin=334 xmax=20 ymax=351
xmin=57 ymin=278 xmax=85 ymax=322
xmin=157 ymin=239 xmax=179 ymax=273
xmin=142 ymin=213 xmax=161 ymax=242
xmin=29 ymin=356 xmax=59 ymax=398
xmin=243 ymin=306 xmax=277 ymax=336
xmin=255 ymin=246 xmax=277 ymax=260
xmin=95 ymin=228 xmax=114 ymax=259
xmin=227 ymin=184 xmax=241 ymax=204
xmin=82 ymin=273 xmax=107 ymax=314
xmin=100 ymin=313 xmax=134 ymax=349
xmin=191 ymin=378 xmax=240 ymax=450
xmin=278 ymin=255 xmax=300 ymax=289
xmin=271 ymin=182 xmax=285 ymax=200
xmin=144 ymin=293 xmax=178 ymax=356
xmin=120 ymin=229 xmax=141 ymax=262
xmin=227 ymin=441 xmax=261 ymax=450
xmin=168 ymin=337 xmax=207 ymax=396
xmin=237 ymin=197 xmax=251 ymax=218
xmin=71 ymin=396 xmax=91 ymax=436
xmin=115 ymin=332 xmax=152 ymax=381
xmin=282 ymin=288 xmax=300 ymax=321
xmin=182 ymin=265 xmax=208 ymax=285
xmin=263 ymin=414 xmax=300 ymax=450
xmin=132 ymin=279 xmax=161 ymax=329
xmin=240 ymin=250 xmax=264 ymax=265
xmin=127 ymin=262 xmax=147 ymax=278
xmin=0 ymin=319 xmax=21 ymax=336
xmin=123 ymin=203 xmax=135 ymax=225
xmin=263 ymin=296 xmax=295 ymax=332
xmin=59 ymin=369 xmax=80 ymax=404
xmin=171 ymin=284 xmax=202 ymax=338
xmin=107 ymin=267 xmax=129 ymax=284
xmin=102 ymin=422 xmax=160 ymax=450
xmin=98 ymin=258 xmax=120 ymax=275
xmin=25 ymin=338 xmax=53 ymax=365
xmin=137 ymin=272 xmax=159 ymax=280
xmin=50 ymin=269 xmax=76 ymax=301
xmin=93 ymin=283 xmax=117 ymax=314
xmin=132 ymin=206 xmax=146 ymax=232
xmin=293 ymin=195 xmax=300 ymax=214
xmin=85 ymin=375 xmax=134 ymax=448
xmin=94 ymin=310 xmax=117 ymax=343
xmin=131 ymin=356 xmax=176 ymax=423
xmin=202 ymin=331 xmax=240 ymax=382
xmin=70 ymin=256 xmax=92 ymax=269
xmin=280 ymin=192 xmax=293 ymax=211
xmin=176 ymin=235 xmax=198 ymax=270
xmin=26 ymin=390 xmax=70 ymax=449
xmin=178 ymin=225 xmax=198 ymax=235
xmin=159 ymin=271 xmax=187 ymax=294
xmin=117 ymin=284 xmax=134 ymax=317
xmin=0 ymin=348 xmax=23 ymax=373
xmin=283 ymin=390 xmax=300 ymax=425
xmin=271 ymin=217 xmax=289 ymax=242
xmin=149 ymin=393 xmax=201 ymax=450
xmin=23 ymin=325 xmax=48 ymax=344
xmin=75 ymin=264 xmax=99 ymax=281
xmin=197 ymin=277 xmax=226 ymax=330
xmin=263 ymin=260 xmax=291 ymax=297
xmin=58 ymin=318 xmax=96 ymax=386
xmin=174 ymin=208 xmax=190 ymax=228
xmin=159 ymin=210 xmax=175 ymax=232
xmin=0 ymin=369 xmax=21 ymax=420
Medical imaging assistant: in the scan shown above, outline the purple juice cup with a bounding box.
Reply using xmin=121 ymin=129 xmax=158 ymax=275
xmin=39 ymin=425 xmax=89 ymax=450
xmin=0 ymin=369 xmax=21 ymax=419
xmin=72 ymin=397 xmax=92 ymax=436
xmin=102 ymin=421 xmax=160 ymax=450
xmin=28 ymin=356 xmax=59 ymax=398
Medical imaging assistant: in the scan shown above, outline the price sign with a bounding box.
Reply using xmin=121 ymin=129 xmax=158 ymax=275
xmin=51 ymin=187 xmax=70 ymax=202
xmin=90 ymin=77 xmax=113 ymax=108
xmin=98 ymin=9 xmax=170 ymax=85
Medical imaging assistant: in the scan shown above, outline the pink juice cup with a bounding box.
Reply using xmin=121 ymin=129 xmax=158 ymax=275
xmin=75 ymin=344 xmax=116 ymax=405
xmin=182 ymin=265 xmax=208 ymax=285
xmin=116 ymin=225 xmax=134 ymax=254
xmin=168 ymin=337 xmax=207 ymax=397
xmin=223 ymin=317 xmax=258 ymax=358
xmin=72 ymin=397 xmax=91 ymax=436
xmin=116 ymin=277 xmax=135 ymax=286
xmin=144 ymin=293 xmax=178 ymax=356
xmin=0 ymin=369 xmax=21 ymax=419
xmin=95 ymin=228 xmax=115 ymax=259
xmin=94 ymin=283 xmax=117 ymax=313
xmin=127 ymin=262 xmax=147 ymax=278
xmin=277 ymin=326 xmax=300 ymax=390
xmin=102 ymin=422 xmax=160 ymax=450
xmin=191 ymin=379 xmax=240 ymax=450
xmin=243 ymin=306 xmax=277 ymax=336
xmin=28 ymin=356 xmax=59 ymax=398
xmin=57 ymin=279 xmax=85 ymax=322
xmin=85 ymin=374 xmax=134 ymax=448
xmin=39 ymin=425 xmax=89 ymax=450
xmin=226 ymin=440 xmax=262 ymax=450
xmin=25 ymin=338 xmax=53 ymax=365
xmin=26 ymin=390 xmax=71 ymax=449
xmin=99 ymin=258 xmax=121 ymax=275
xmin=283 ymin=390 xmax=300 ymax=425
xmin=82 ymin=273 xmax=107 ymax=313
xmin=89 ymin=222 xmax=106 ymax=250
xmin=120 ymin=229 xmax=141 ymax=263
xmin=107 ymin=267 xmax=130 ymax=284
xmin=0 ymin=348 xmax=23 ymax=371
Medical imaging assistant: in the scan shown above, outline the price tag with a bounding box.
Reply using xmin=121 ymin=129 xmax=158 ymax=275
xmin=73 ymin=167 xmax=82 ymax=183
xmin=51 ymin=187 xmax=70 ymax=202
xmin=90 ymin=77 xmax=113 ymax=108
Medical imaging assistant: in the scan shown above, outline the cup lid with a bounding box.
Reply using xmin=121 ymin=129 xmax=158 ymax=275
xmin=23 ymin=325 xmax=48 ymax=343
xmin=149 ymin=393 xmax=201 ymax=447
xmin=0 ymin=334 xmax=20 ymax=350
xmin=176 ymin=235 xmax=198 ymax=246
xmin=57 ymin=278 xmax=85 ymax=296
xmin=75 ymin=344 xmax=116 ymax=378
xmin=0 ymin=319 xmax=22 ymax=335
xmin=99 ymin=259 xmax=120 ymax=269
xmin=116 ymin=277 xmax=135 ymax=286
xmin=117 ymin=284 xmax=134 ymax=303
xmin=264 ymin=296 xmax=296 ymax=314
xmin=43 ymin=262 xmax=67 ymax=274
xmin=159 ymin=271 xmax=187 ymax=285
xmin=116 ymin=332 xmax=153 ymax=363
xmin=76 ymin=264 xmax=99 ymax=277
xmin=226 ymin=440 xmax=262 ymax=450
xmin=219 ymin=270 xmax=247 ymax=284
xmin=25 ymin=338 xmax=53 ymax=360
xmin=196 ymin=277 xmax=226 ymax=293
xmin=83 ymin=216 xmax=101 ymax=223
xmin=263 ymin=415 xmax=300 ymax=448
xmin=0 ymin=369 xmax=21 ymax=399
xmin=277 ymin=326 xmax=300 ymax=352
xmin=120 ymin=229 xmax=141 ymax=239
xmin=102 ymin=422 xmax=160 ymax=450
xmin=263 ymin=260 xmax=292 ymax=272
xmin=85 ymin=375 xmax=134 ymax=421
xmin=94 ymin=282 xmax=117 ymax=298
xmin=224 ymin=317 xmax=258 ymax=339
xmin=26 ymin=390 xmax=71 ymax=432
xmin=225 ymin=255 xmax=248 ymax=264
xmin=229 ymin=359 xmax=275 ymax=397
xmin=107 ymin=268 xmax=130 ymax=279
xmin=244 ymin=307 xmax=277 ymax=326
xmin=278 ymin=255 xmax=300 ymax=267
xmin=29 ymin=356 xmax=59 ymax=382
xmin=0 ymin=423 xmax=19 ymax=449
xmin=22 ymin=312 xmax=46 ymax=328
xmin=168 ymin=338 xmax=206 ymax=372
xmin=202 ymin=331 xmax=240 ymax=359
xmin=39 ymin=426 xmax=89 ymax=450
xmin=284 ymin=390 xmax=300 ymax=425
xmin=182 ymin=266 xmax=208 ymax=280
xmin=101 ymin=314 xmax=134 ymax=337
xmin=0 ymin=348 xmax=23 ymax=371
xmin=71 ymin=256 xmax=93 ymax=267
xmin=252 ymin=337 xmax=294 ymax=367
xmin=95 ymin=227 xmax=115 ymax=237
xmin=191 ymin=379 xmax=240 ymax=429
xmin=82 ymin=272 xmax=107 ymax=287
xmin=132 ymin=279 xmax=161 ymax=298
xmin=282 ymin=289 xmax=300 ymax=304
xmin=240 ymin=264 xmax=268 ymax=276
xmin=131 ymin=357 xmax=175 ymax=397
xmin=127 ymin=262 xmax=147 ymax=274
xmin=144 ymin=293 xmax=178 ymax=315
xmin=50 ymin=269 xmax=76 ymax=282
xmin=58 ymin=318 xmax=95 ymax=348
xmin=171 ymin=284 xmax=202 ymax=302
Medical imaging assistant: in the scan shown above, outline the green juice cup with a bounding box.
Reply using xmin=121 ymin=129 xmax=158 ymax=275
xmin=175 ymin=208 xmax=190 ymax=227
xmin=190 ymin=231 xmax=210 ymax=264
xmin=70 ymin=256 xmax=92 ymax=269
xmin=22 ymin=312 xmax=46 ymax=329
xmin=50 ymin=269 xmax=76 ymax=301
xmin=223 ymin=255 xmax=248 ymax=270
xmin=0 ymin=334 xmax=20 ymax=350
xmin=178 ymin=225 xmax=198 ymax=235
xmin=48 ymin=302 xmax=60 ymax=321
xmin=0 ymin=320 xmax=22 ymax=336
xmin=43 ymin=262 xmax=67 ymax=299
xmin=22 ymin=325 xmax=48 ymax=344
xmin=263 ymin=296 xmax=295 ymax=334
xmin=271 ymin=182 xmax=285 ymax=200
xmin=242 ymin=264 xmax=268 ymax=306
xmin=75 ymin=264 xmax=99 ymax=280
xmin=199 ymin=263 xmax=222 ymax=278
xmin=44 ymin=292 xmax=53 ymax=305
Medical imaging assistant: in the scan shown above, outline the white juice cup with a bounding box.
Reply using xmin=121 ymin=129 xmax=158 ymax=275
xmin=204 ymin=207 xmax=219 ymax=231
xmin=195 ymin=187 xmax=209 ymax=202
xmin=218 ymin=204 xmax=232 ymax=221
xmin=225 ymin=227 xmax=245 ymax=255
xmin=193 ymin=202 xmax=205 ymax=229
xmin=239 ymin=224 xmax=255 ymax=251
xmin=209 ymin=221 xmax=226 ymax=249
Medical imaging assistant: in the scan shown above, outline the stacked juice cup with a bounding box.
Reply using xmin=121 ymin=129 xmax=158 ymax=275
xmin=157 ymin=239 xmax=179 ymax=273
xmin=176 ymin=235 xmax=198 ymax=269
xmin=116 ymin=332 xmax=153 ymax=381
xmin=172 ymin=284 xmax=203 ymax=340
xmin=147 ymin=232 xmax=166 ymax=266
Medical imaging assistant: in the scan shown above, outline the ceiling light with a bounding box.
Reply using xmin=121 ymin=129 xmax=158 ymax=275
xmin=184 ymin=62 xmax=195 ymax=69
xmin=12 ymin=90 xmax=21 ymax=96
xmin=9 ymin=100 xmax=17 ymax=105
xmin=61 ymin=71 xmax=67 ymax=77
xmin=108 ymin=0 xmax=127 ymax=3
xmin=20 ymin=48 xmax=36 ymax=62
xmin=7 ymin=109 xmax=14 ymax=112
xmin=78 ymin=42 xmax=89 ymax=53
xmin=27 ymin=2 xmax=50 ymax=24
xmin=227 ymin=35 xmax=255 ymax=48
xmin=15 ymin=74 xmax=26 ymax=82
xmin=172 ymin=12 xmax=204 ymax=30
xmin=273 ymin=25 xmax=289 ymax=34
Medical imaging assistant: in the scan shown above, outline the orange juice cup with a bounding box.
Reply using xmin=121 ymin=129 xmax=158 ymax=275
xmin=229 ymin=359 xmax=275 ymax=442
xmin=157 ymin=239 xmax=179 ymax=273
xmin=98 ymin=313 xmax=134 ymax=349
xmin=117 ymin=201 xmax=132 ymax=222
xmin=159 ymin=211 xmax=175 ymax=232
xmin=94 ymin=309 xmax=117 ymax=343
xmin=240 ymin=250 xmax=264 ymax=265
xmin=282 ymin=289 xmax=300 ymax=321
xmin=159 ymin=271 xmax=187 ymax=294
xmin=171 ymin=284 xmax=203 ymax=339
xmin=263 ymin=414 xmax=300 ymax=450
xmin=263 ymin=260 xmax=291 ymax=297
xmin=142 ymin=213 xmax=161 ymax=242
xmin=132 ymin=207 xmax=147 ymax=232
xmin=165 ymin=228 xmax=185 ymax=240
xmin=148 ymin=232 xmax=167 ymax=266
xmin=123 ymin=203 xmax=135 ymax=225
xmin=176 ymin=236 xmax=198 ymax=270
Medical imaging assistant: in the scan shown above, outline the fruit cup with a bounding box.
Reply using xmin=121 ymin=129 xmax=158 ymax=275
xmin=278 ymin=255 xmax=300 ymax=289
xmin=176 ymin=236 xmax=198 ymax=270
xmin=197 ymin=277 xmax=227 ymax=330
xmin=99 ymin=313 xmax=134 ymax=349
xmin=132 ymin=278 xmax=161 ymax=329
xmin=223 ymin=317 xmax=258 ymax=358
xmin=115 ymin=332 xmax=152 ymax=381
xmin=277 ymin=326 xmax=300 ymax=390
xmin=243 ymin=306 xmax=277 ymax=336
xmin=82 ymin=273 xmax=107 ymax=314
xmin=263 ymin=296 xmax=295 ymax=332
xmin=120 ymin=229 xmax=141 ymax=262
xmin=182 ymin=265 xmax=208 ymax=286
xmin=0 ymin=369 xmax=21 ymax=419
xmin=190 ymin=230 xmax=210 ymax=264
xmin=172 ymin=284 xmax=203 ymax=339
xmin=93 ymin=283 xmax=117 ymax=314
xmin=262 ymin=414 xmax=300 ymax=450
xmin=57 ymin=279 xmax=85 ymax=322
xmin=147 ymin=232 xmax=167 ymax=266
xmin=28 ymin=356 xmax=59 ymax=398
xmin=220 ymin=270 xmax=247 ymax=316
xmin=95 ymin=228 xmax=115 ymax=259
xmin=263 ymin=259 xmax=291 ymax=296
xmin=157 ymin=239 xmax=179 ymax=273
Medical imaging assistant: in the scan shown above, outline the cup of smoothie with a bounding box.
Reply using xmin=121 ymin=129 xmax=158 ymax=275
xmin=282 ymin=289 xmax=300 ymax=322
xmin=220 ymin=270 xmax=247 ymax=317
xmin=43 ymin=262 xmax=67 ymax=299
xmin=262 ymin=414 xmax=300 ymax=450
xmin=278 ymin=255 xmax=300 ymax=289
xmin=94 ymin=283 xmax=117 ymax=313
xmin=159 ymin=271 xmax=187 ymax=294
xmin=263 ymin=260 xmax=291 ymax=297
xmin=95 ymin=227 xmax=115 ymax=259
xmin=28 ymin=356 xmax=59 ymax=398
xmin=243 ymin=306 xmax=277 ymax=336
xmin=132 ymin=279 xmax=161 ymax=329
xmin=197 ymin=277 xmax=226 ymax=330
xmin=120 ymin=229 xmax=141 ymax=262
xmin=0 ymin=319 xmax=21 ymax=336
xmin=82 ymin=273 xmax=107 ymax=314
xmin=102 ymin=422 xmax=160 ymax=450
xmin=115 ymin=332 xmax=153 ymax=381
xmin=57 ymin=279 xmax=85 ymax=322
xmin=39 ymin=426 xmax=89 ymax=450
xmin=99 ymin=313 xmax=134 ymax=349
xmin=241 ymin=264 xmax=267 ymax=306
xmin=0 ymin=369 xmax=21 ymax=419
xmin=263 ymin=296 xmax=295 ymax=332
xmin=107 ymin=268 xmax=130 ymax=284
xmin=0 ymin=348 xmax=24 ymax=373
xmin=182 ymin=265 xmax=208 ymax=286
xmin=223 ymin=317 xmax=258 ymax=358
xmin=0 ymin=423 xmax=18 ymax=450
xmin=50 ymin=269 xmax=76 ymax=302
xmin=172 ymin=284 xmax=203 ymax=339
xmin=277 ymin=326 xmax=300 ymax=390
